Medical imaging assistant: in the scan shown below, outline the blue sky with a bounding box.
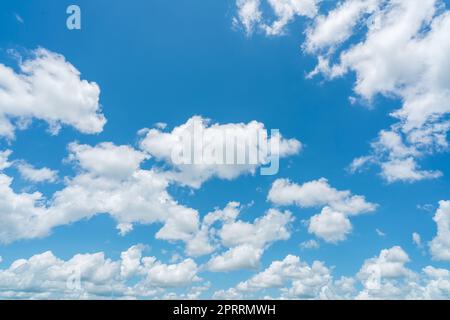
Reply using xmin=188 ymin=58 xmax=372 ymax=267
xmin=0 ymin=0 xmax=450 ymax=299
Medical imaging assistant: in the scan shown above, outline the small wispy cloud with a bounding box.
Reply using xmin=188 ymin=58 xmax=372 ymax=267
xmin=412 ymin=232 xmax=422 ymax=248
xmin=376 ymin=228 xmax=386 ymax=237
xmin=14 ymin=13 xmax=24 ymax=24
xmin=300 ymin=239 xmax=320 ymax=250
xmin=417 ymin=204 xmax=435 ymax=213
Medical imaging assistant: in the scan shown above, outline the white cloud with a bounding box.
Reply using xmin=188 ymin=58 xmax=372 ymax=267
xmin=162 ymin=283 xmax=211 ymax=300
xmin=213 ymin=287 xmax=244 ymax=300
xmin=51 ymin=142 xmax=201 ymax=245
xmin=154 ymin=122 xmax=167 ymax=130
xmin=0 ymin=245 xmax=201 ymax=299
xmin=305 ymin=0 xmax=383 ymax=52
xmin=203 ymin=201 xmax=242 ymax=226
xmin=354 ymin=130 xmax=443 ymax=183
xmin=305 ymin=0 xmax=450 ymax=182
xmin=16 ymin=161 xmax=58 ymax=183
xmin=3 ymin=244 xmax=448 ymax=299
xmin=67 ymin=142 xmax=148 ymax=180
xmin=0 ymin=132 xmax=297 ymax=264
xmin=264 ymin=0 xmax=319 ymax=35
xmin=184 ymin=226 xmax=215 ymax=257
xmin=117 ymin=223 xmax=133 ymax=236
xmin=373 ymin=130 xmax=419 ymax=160
xmin=355 ymin=246 xmax=450 ymax=299
xmin=376 ymin=228 xmax=386 ymax=237
xmin=235 ymin=0 xmax=450 ymax=182
xmin=0 ymin=141 xmax=201 ymax=252
xmin=0 ymin=173 xmax=49 ymax=243
xmin=215 ymin=246 xmax=450 ymax=299
xmin=300 ymin=239 xmax=320 ymax=250
xmin=0 ymin=48 xmax=106 ymax=139
xmin=429 ymin=200 xmax=450 ymax=261
xmin=0 ymin=251 xmax=122 ymax=299
xmin=185 ymin=201 xmax=242 ymax=257
xmin=417 ymin=203 xmax=435 ymax=213
xmin=139 ymin=257 xmax=201 ymax=288
xmin=308 ymin=207 xmax=352 ymax=243
xmin=216 ymin=254 xmax=351 ymax=299
xmin=236 ymin=255 xmax=332 ymax=297
xmin=380 ymin=157 xmax=442 ymax=183
xmin=348 ymin=155 xmax=374 ymax=174
xmin=0 ymin=150 xmax=12 ymax=170
xmin=14 ymin=13 xmax=24 ymax=24
xmin=419 ymin=266 xmax=450 ymax=299
xmin=235 ymin=0 xmax=319 ymax=35
xmin=119 ymin=245 xmax=201 ymax=290
xmin=139 ymin=116 xmax=301 ymax=188
xmin=412 ymin=232 xmax=422 ymax=248
xmin=234 ymin=0 xmax=263 ymax=34
xmin=207 ymin=245 xmax=263 ymax=272
xmin=353 ymin=246 xmax=447 ymax=300
xmin=219 ymin=208 xmax=293 ymax=248
xmin=268 ymin=178 xmax=376 ymax=215
xmin=358 ymin=246 xmax=411 ymax=280
xmin=206 ymin=206 xmax=294 ymax=272
xmin=268 ymin=178 xmax=376 ymax=243
xmin=0 ymin=114 xmax=300 ymax=256
xmin=120 ymin=244 xmax=145 ymax=279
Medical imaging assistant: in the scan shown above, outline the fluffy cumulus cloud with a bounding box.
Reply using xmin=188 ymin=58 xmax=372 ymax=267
xmin=207 ymin=245 xmax=263 ymax=273
xmin=0 ymin=113 xmax=301 ymax=256
xmin=235 ymin=255 xmax=336 ymax=299
xmin=308 ymin=207 xmax=352 ymax=243
xmin=268 ymin=178 xmax=376 ymax=214
xmin=2 ymin=244 xmax=450 ymax=299
xmin=350 ymin=130 xmax=443 ymax=183
xmin=183 ymin=202 xmax=243 ymax=257
xmin=236 ymin=0 xmax=450 ymax=183
xmin=0 ymin=141 xmax=201 ymax=248
xmin=356 ymin=246 xmax=413 ymax=299
xmin=16 ymin=161 xmax=58 ymax=183
xmin=0 ymin=150 xmax=12 ymax=170
xmin=2 ymin=244 xmax=448 ymax=300
xmin=0 ymin=172 xmax=49 ymax=243
xmin=356 ymin=246 xmax=450 ymax=299
xmin=214 ymin=253 xmax=355 ymax=299
xmin=234 ymin=0 xmax=319 ymax=35
xmin=305 ymin=0 xmax=383 ymax=52
xmin=429 ymin=200 xmax=450 ymax=261
xmin=49 ymin=142 xmax=202 ymax=246
xmin=0 ymin=245 xmax=201 ymax=299
xmin=205 ymin=204 xmax=294 ymax=271
xmin=305 ymin=0 xmax=450 ymax=182
xmin=139 ymin=116 xmax=301 ymax=188
xmin=234 ymin=0 xmax=262 ymax=34
xmin=214 ymin=246 xmax=450 ymax=299
xmin=0 ymin=48 xmax=106 ymax=139
xmin=268 ymin=178 xmax=376 ymax=242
